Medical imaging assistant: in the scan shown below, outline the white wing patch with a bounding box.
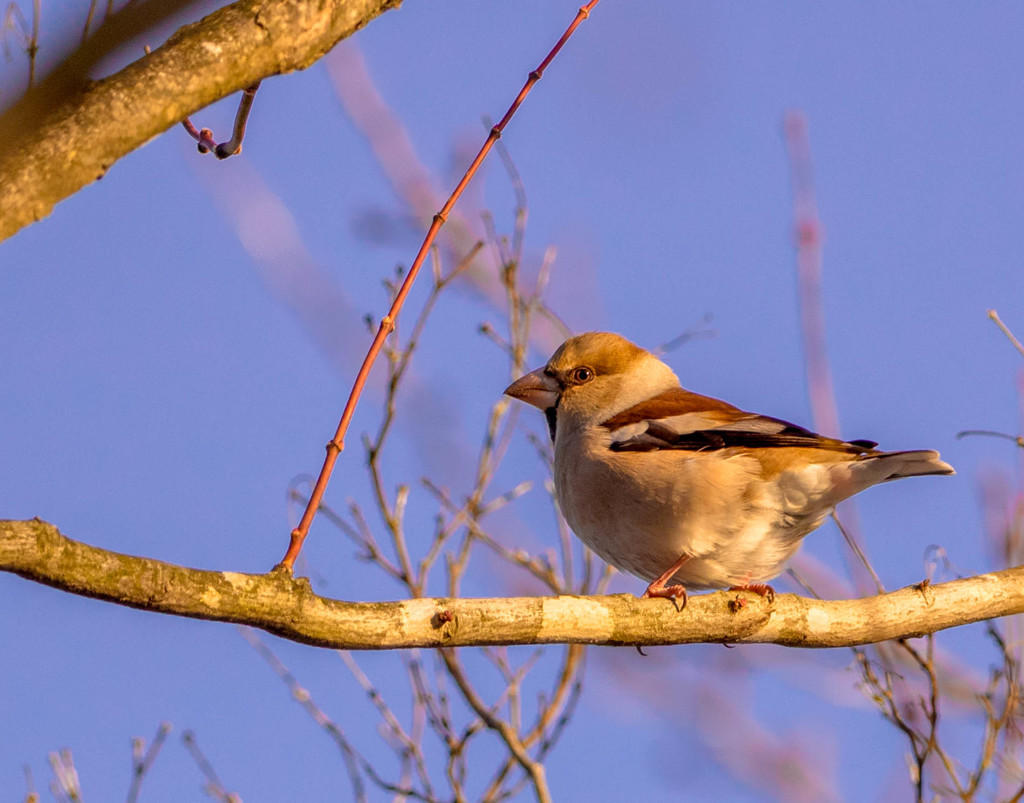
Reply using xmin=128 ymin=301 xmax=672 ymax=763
xmin=607 ymin=420 xmax=662 ymax=450
xmin=608 ymin=412 xmax=791 ymax=450
xmin=712 ymin=416 xmax=790 ymax=434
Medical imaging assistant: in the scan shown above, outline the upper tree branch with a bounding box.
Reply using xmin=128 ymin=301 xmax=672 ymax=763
xmin=0 ymin=0 xmax=400 ymax=242
xmin=3 ymin=519 xmax=1021 ymax=650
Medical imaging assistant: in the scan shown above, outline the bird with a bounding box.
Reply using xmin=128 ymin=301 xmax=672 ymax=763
xmin=504 ymin=331 xmax=954 ymax=606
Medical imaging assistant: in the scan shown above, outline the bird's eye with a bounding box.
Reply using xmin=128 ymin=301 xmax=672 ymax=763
xmin=571 ymin=367 xmax=594 ymax=384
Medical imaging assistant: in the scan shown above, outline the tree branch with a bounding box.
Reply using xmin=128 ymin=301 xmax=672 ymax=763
xmin=0 ymin=0 xmax=400 ymax=242
xmin=3 ymin=519 xmax=1022 ymax=650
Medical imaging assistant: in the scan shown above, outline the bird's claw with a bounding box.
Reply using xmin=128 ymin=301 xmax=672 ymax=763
xmin=641 ymin=583 xmax=688 ymax=612
xmin=728 ymin=583 xmax=775 ymax=603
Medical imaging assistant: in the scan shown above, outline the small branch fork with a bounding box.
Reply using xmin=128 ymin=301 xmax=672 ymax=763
xmin=278 ymin=1 xmax=601 ymax=571
xmin=181 ymin=81 xmax=261 ymax=159
xmin=268 ymin=195 xmax=589 ymax=799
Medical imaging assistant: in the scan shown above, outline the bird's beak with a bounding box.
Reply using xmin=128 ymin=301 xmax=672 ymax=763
xmin=504 ymin=367 xmax=560 ymax=410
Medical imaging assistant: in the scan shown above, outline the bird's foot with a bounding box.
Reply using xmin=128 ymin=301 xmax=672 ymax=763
xmin=641 ymin=582 xmax=688 ymax=611
xmin=728 ymin=583 xmax=775 ymax=603
xmin=640 ymin=553 xmax=692 ymax=611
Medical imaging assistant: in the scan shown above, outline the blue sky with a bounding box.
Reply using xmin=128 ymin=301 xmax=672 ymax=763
xmin=3 ymin=2 xmax=1024 ymax=800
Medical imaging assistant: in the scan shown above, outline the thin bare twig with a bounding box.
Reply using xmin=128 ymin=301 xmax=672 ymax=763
xmin=126 ymin=721 xmax=172 ymax=803
xmin=784 ymin=110 xmax=839 ymax=439
xmin=181 ymin=730 xmax=242 ymax=803
xmin=23 ymin=764 xmax=39 ymax=803
xmin=182 ymin=82 xmax=262 ymax=159
xmin=989 ymin=309 xmax=1024 ymax=360
xmin=242 ymin=627 xmax=453 ymax=803
xmin=48 ymin=749 xmax=82 ymax=803
xmin=830 ymin=512 xmax=885 ymax=594
xmin=957 ymin=430 xmax=1024 ymax=448
xmin=82 ymin=0 xmax=98 ymax=41
xmin=280 ymin=0 xmax=602 ymax=570
xmin=238 ymin=627 xmax=368 ymax=803
xmin=439 ymin=649 xmax=553 ymax=803
xmin=784 ymin=109 xmax=882 ymax=596
xmin=338 ymin=650 xmax=435 ymax=799
xmin=1 ymin=0 xmax=38 ymax=88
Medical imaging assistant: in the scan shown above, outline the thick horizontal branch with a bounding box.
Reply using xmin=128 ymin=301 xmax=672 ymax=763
xmin=0 ymin=0 xmax=399 ymax=242
xmin=3 ymin=519 xmax=1022 ymax=650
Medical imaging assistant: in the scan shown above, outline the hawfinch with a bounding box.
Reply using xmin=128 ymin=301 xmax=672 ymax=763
xmin=504 ymin=332 xmax=954 ymax=605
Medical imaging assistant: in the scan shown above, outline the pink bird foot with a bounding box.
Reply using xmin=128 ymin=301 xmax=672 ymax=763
xmin=728 ymin=583 xmax=776 ymax=603
xmin=641 ymin=553 xmax=692 ymax=611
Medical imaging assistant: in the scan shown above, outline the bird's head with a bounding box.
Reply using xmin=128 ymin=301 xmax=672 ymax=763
xmin=503 ymin=332 xmax=679 ymax=436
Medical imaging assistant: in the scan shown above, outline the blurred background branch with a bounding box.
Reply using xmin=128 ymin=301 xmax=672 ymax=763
xmin=0 ymin=0 xmax=400 ymax=241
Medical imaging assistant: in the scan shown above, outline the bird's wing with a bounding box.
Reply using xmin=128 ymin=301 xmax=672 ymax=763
xmin=600 ymin=388 xmax=876 ymax=454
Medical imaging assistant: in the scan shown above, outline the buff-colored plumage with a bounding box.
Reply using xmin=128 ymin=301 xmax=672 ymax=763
xmin=505 ymin=332 xmax=954 ymax=601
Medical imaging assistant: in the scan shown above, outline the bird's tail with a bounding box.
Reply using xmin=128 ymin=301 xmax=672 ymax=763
xmin=865 ymin=450 xmax=955 ymax=482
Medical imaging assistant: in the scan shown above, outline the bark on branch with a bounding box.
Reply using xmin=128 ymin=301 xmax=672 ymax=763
xmin=0 ymin=0 xmax=400 ymax=242
xmin=3 ymin=519 xmax=1021 ymax=650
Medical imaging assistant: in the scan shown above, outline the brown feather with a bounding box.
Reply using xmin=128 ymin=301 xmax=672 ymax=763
xmin=600 ymin=388 xmax=743 ymax=429
xmin=602 ymin=388 xmax=875 ymax=456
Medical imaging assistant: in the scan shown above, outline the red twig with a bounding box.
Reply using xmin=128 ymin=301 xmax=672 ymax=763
xmin=278 ymin=1 xmax=601 ymax=571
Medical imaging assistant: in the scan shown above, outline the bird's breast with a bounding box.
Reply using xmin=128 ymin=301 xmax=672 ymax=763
xmin=550 ymin=425 xmax=824 ymax=588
